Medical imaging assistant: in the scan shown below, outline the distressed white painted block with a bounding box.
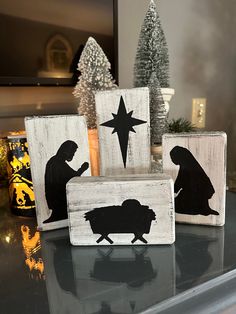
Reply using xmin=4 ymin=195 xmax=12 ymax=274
xmin=25 ymin=115 xmax=91 ymax=231
xmin=67 ymin=174 xmax=175 ymax=246
xmin=162 ymin=132 xmax=227 ymax=226
xmin=95 ymin=87 xmax=151 ymax=176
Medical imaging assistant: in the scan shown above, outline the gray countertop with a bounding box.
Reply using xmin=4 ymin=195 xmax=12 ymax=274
xmin=0 ymin=187 xmax=236 ymax=314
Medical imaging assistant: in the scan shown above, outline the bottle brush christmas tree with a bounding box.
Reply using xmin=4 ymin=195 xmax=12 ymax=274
xmin=134 ymin=0 xmax=169 ymax=88
xmin=73 ymin=37 xmax=117 ymax=129
xmin=148 ymin=72 xmax=167 ymax=144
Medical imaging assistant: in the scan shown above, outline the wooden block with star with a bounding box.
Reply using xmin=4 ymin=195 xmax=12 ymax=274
xmin=162 ymin=132 xmax=227 ymax=226
xmin=95 ymin=87 xmax=151 ymax=176
xmin=67 ymin=174 xmax=175 ymax=246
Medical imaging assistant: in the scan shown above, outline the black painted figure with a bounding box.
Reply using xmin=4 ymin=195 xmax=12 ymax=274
xmin=85 ymin=199 xmax=156 ymax=244
xmin=170 ymin=146 xmax=219 ymax=216
xmin=44 ymin=140 xmax=89 ymax=223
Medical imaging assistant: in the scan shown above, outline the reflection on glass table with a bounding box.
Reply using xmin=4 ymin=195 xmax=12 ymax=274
xmin=0 ymin=187 xmax=48 ymax=313
xmin=175 ymin=224 xmax=224 ymax=292
xmin=0 ymin=187 xmax=236 ymax=314
xmin=41 ymin=231 xmax=175 ymax=314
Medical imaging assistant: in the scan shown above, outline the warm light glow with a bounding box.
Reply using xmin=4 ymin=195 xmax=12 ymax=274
xmin=0 ymin=139 xmax=8 ymax=182
xmin=5 ymin=236 xmax=10 ymax=243
xmin=1 ymin=231 xmax=15 ymax=245
xmin=192 ymin=98 xmax=206 ymax=128
xmin=37 ymin=70 xmax=72 ymax=78
xmin=9 ymin=176 xmax=35 ymax=209
xmin=21 ymin=225 xmax=45 ymax=278
xmin=25 ymin=257 xmax=44 ymax=274
xmin=8 ymin=131 xmax=25 ymax=136
xmin=21 ymin=225 xmax=41 ymax=256
xmin=88 ymin=129 xmax=100 ymax=176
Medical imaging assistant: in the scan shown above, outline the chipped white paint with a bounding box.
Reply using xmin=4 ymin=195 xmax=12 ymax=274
xmin=162 ymin=132 xmax=227 ymax=226
xmin=67 ymin=174 xmax=175 ymax=246
xmin=25 ymin=115 xmax=90 ymax=231
xmin=95 ymin=87 xmax=151 ymax=176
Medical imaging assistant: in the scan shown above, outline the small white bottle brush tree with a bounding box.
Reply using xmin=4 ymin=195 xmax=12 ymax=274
xmin=73 ymin=37 xmax=117 ymax=129
xmin=73 ymin=37 xmax=117 ymax=175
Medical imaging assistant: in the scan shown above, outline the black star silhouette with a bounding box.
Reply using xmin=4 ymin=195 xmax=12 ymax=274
xmin=101 ymin=96 xmax=147 ymax=168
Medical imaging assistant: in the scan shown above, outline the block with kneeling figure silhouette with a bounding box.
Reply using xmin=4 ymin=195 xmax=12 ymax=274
xmin=25 ymin=115 xmax=91 ymax=231
xmin=67 ymin=174 xmax=175 ymax=245
xmin=162 ymin=132 xmax=227 ymax=226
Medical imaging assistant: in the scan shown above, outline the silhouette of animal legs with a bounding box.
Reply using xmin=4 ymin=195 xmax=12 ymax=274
xmin=131 ymin=233 xmax=147 ymax=244
xmin=97 ymin=234 xmax=113 ymax=244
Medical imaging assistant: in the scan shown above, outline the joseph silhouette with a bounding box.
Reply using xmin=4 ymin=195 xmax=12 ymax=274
xmin=44 ymin=140 xmax=89 ymax=223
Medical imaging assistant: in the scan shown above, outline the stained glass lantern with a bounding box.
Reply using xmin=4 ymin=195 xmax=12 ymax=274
xmin=7 ymin=135 xmax=36 ymax=217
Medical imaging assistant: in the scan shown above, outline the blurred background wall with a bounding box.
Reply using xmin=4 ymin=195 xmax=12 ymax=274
xmin=117 ymin=0 xmax=236 ymax=172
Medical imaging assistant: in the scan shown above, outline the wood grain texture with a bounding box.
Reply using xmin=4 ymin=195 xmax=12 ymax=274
xmin=95 ymin=87 xmax=151 ymax=176
xmin=25 ymin=115 xmax=91 ymax=231
xmin=162 ymin=132 xmax=227 ymax=226
xmin=67 ymin=174 xmax=175 ymax=246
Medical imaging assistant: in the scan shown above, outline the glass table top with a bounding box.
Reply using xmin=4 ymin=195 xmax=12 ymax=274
xmin=0 ymin=187 xmax=236 ymax=314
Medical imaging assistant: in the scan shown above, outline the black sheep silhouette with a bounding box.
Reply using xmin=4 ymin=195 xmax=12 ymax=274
xmin=170 ymin=146 xmax=219 ymax=216
xmin=44 ymin=140 xmax=89 ymax=223
xmin=85 ymin=199 xmax=156 ymax=244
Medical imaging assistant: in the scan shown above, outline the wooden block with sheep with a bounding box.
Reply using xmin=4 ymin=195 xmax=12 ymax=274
xmin=67 ymin=174 xmax=175 ymax=246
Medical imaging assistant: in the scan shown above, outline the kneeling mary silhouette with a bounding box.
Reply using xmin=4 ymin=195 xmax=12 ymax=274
xmin=43 ymin=140 xmax=89 ymax=223
xmin=170 ymin=146 xmax=219 ymax=216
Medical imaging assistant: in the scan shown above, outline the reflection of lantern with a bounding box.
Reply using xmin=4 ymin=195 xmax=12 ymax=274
xmin=21 ymin=225 xmax=45 ymax=280
xmin=0 ymin=138 xmax=8 ymax=184
xmin=7 ymin=136 xmax=36 ymax=217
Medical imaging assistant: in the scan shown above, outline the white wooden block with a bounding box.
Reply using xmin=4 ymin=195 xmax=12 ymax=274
xmin=95 ymin=87 xmax=151 ymax=176
xmin=25 ymin=115 xmax=91 ymax=231
xmin=67 ymin=174 xmax=175 ymax=246
xmin=162 ymin=132 xmax=227 ymax=226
